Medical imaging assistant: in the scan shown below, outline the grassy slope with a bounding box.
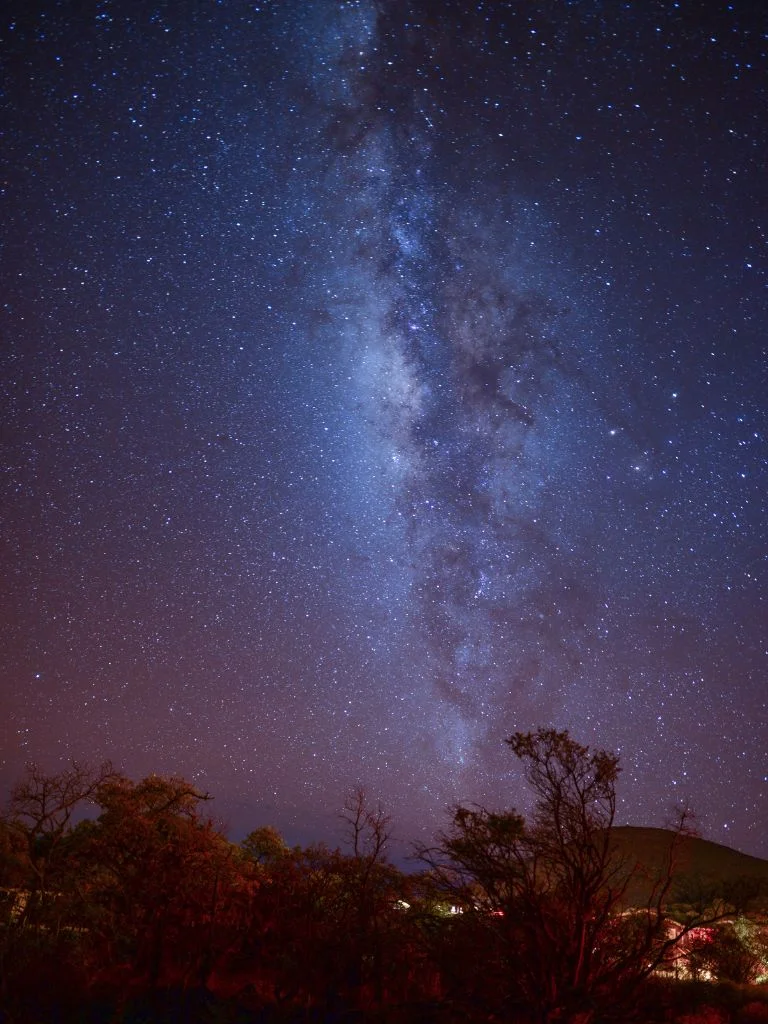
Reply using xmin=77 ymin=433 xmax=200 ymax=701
xmin=608 ymin=826 xmax=768 ymax=912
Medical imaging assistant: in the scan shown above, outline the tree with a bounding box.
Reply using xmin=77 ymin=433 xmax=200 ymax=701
xmin=241 ymin=837 xmax=417 ymax=1014
xmin=240 ymin=825 xmax=288 ymax=866
xmin=81 ymin=773 xmax=249 ymax=991
xmin=0 ymin=761 xmax=118 ymax=1013
xmin=420 ymin=729 xmax=740 ymax=1024
xmin=338 ymin=786 xmax=397 ymax=1006
xmin=234 ymin=791 xmax=413 ymax=1015
xmin=341 ymin=784 xmax=391 ymax=863
xmin=1 ymin=759 xmax=116 ymax=909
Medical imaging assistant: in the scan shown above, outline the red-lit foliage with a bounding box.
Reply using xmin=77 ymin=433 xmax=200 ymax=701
xmin=0 ymin=752 xmax=765 ymax=1023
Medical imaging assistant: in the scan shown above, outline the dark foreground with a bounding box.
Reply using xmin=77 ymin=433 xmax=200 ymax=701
xmin=3 ymin=981 xmax=768 ymax=1024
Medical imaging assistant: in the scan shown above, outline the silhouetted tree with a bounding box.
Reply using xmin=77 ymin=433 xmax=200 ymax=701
xmin=0 ymin=761 xmax=118 ymax=1013
xmin=420 ymin=729 xmax=740 ymax=1024
xmin=1 ymin=759 xmax=116 ymax=910
xmin=341 ymin=784 xmax=391 ymax=862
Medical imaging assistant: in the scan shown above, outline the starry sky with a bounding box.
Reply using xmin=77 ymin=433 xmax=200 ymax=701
xmin=1 ymin=0 xmax=766 ymax=859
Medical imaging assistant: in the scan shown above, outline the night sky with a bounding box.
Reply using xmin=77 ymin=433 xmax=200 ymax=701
xmin=2 ymin=0 xmax=766 ymax=860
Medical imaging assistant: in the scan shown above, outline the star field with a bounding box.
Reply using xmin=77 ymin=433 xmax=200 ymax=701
xmin=1 ymin=0 xmax=766 ymax=858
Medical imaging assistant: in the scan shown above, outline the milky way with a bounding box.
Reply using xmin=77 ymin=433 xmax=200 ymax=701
xmin=1 ymin=1 xmax=766 ymax=857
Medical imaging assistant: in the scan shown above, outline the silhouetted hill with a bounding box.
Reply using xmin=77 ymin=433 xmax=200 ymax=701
xmin=609 ymin=826 xmax=768 ymax=913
